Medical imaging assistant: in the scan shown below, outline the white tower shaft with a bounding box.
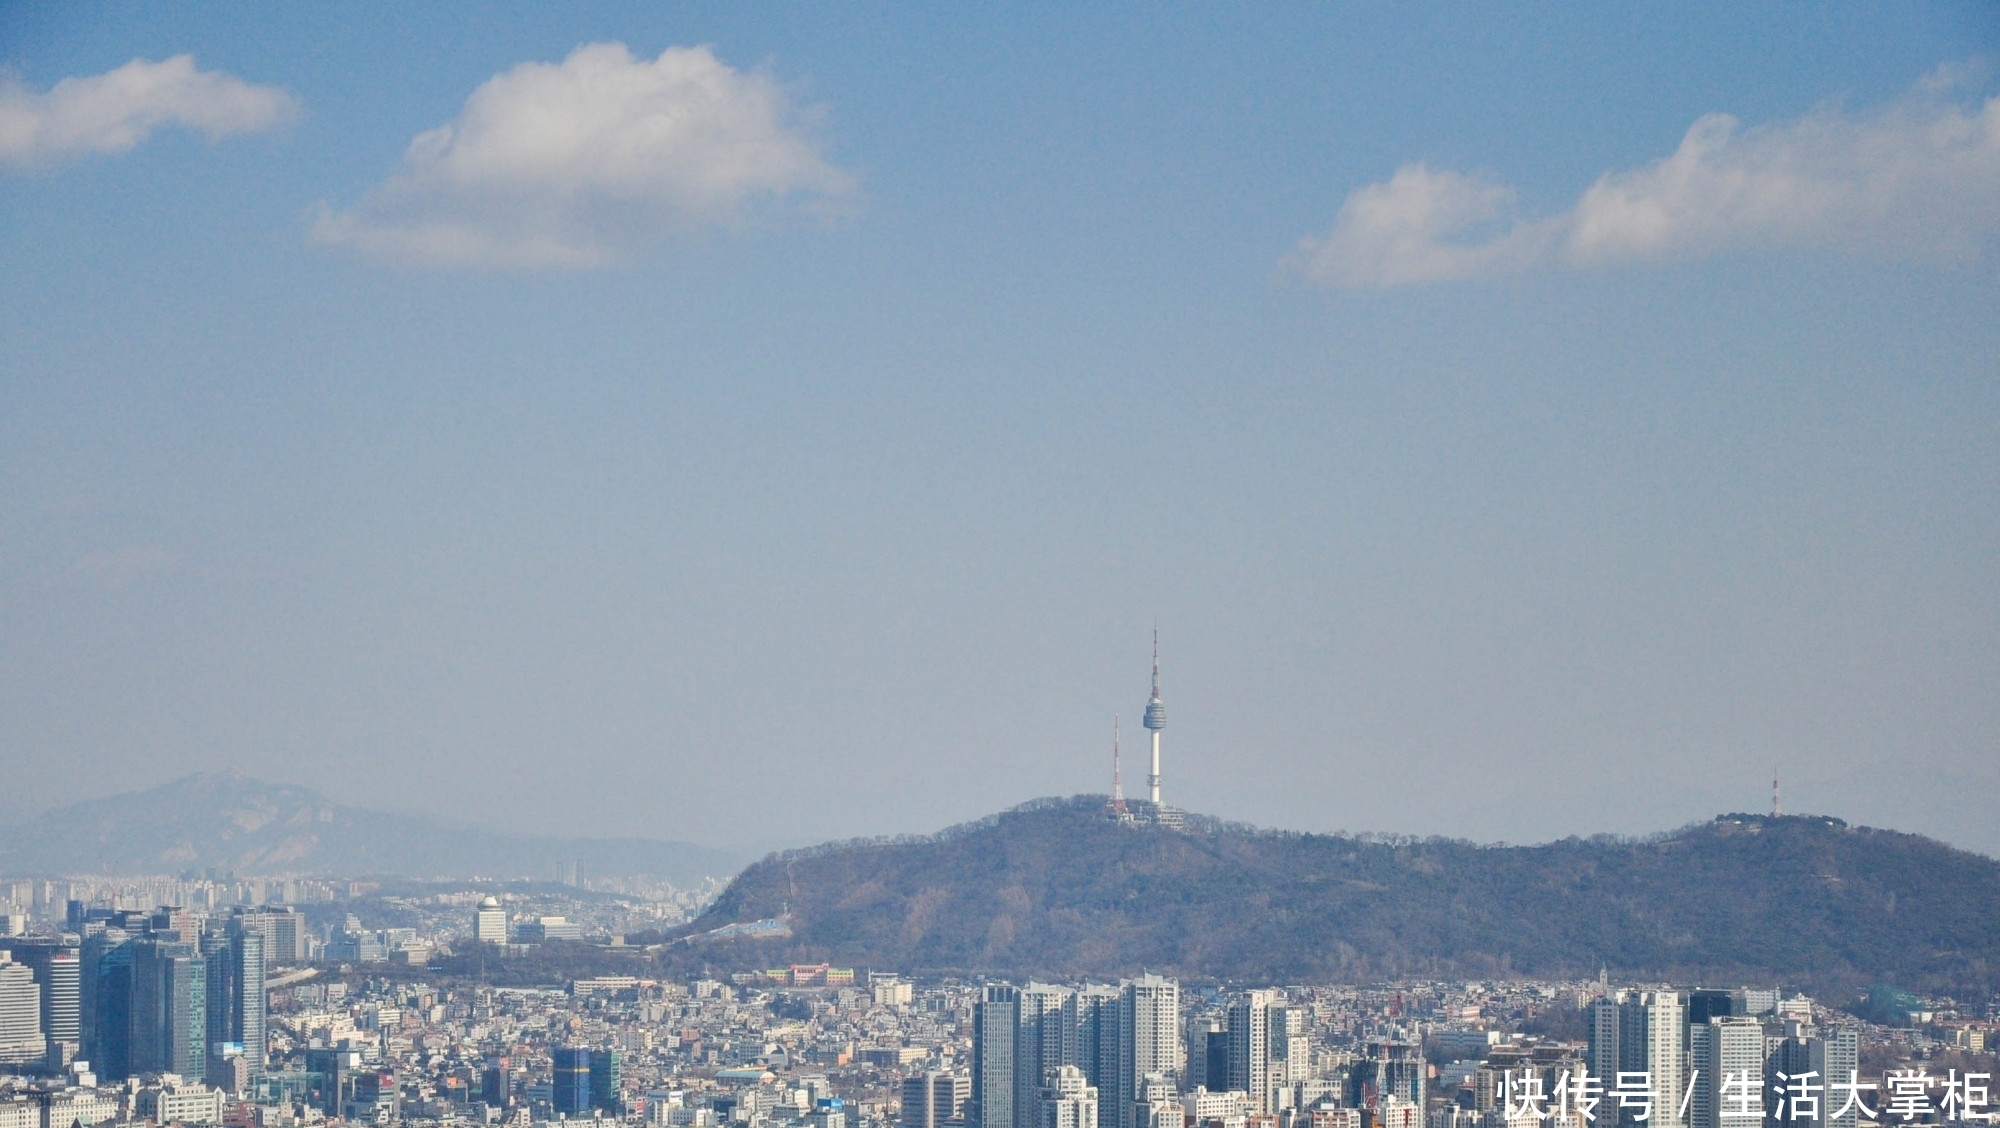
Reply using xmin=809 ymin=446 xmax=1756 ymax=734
xmin=1149 ymin=731 xmax=1161 ymax=804
xmin=1142 ymin=628 xmax=1166 ymax=806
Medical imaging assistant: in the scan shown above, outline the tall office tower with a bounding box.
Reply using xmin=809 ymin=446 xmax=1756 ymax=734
xmin=1687 ymin=991 xmax=1738 ymax=1026
xmin=974 ymin=986 xmax=1021 ymax=1128
xmin=202 ymin=928 xmax=265 ymax=1081
xmin=1204 ymin=1029 xmax=1229 ymax=1094
xmin=1587 ymin=995 xmax=1621 ymax=1089
xmin=229 ymin=907 xmax=304 ymax=968
xmin=939 ymin=1072 xmax=972 ymax=1124
xmin=1041 ymin=1066 xmax=1100 ymax=1128
xmin=1809 ymin=1031 xmax=1859 ymax=1128
xmin=482 ymin=1056 xmax=513 ymax=1108
xmin=1018 ymin=985 xmax=1079 ymax=1128
xmin=1075 ymin=986 xmax=1122 ymax=1094
xmin=552 ymin=1046 xmax=592 ymax=1115
xmin=130 ymin=936 xmax=207 ymax=1080
xmin=1616 ymin=993 xmax=1687 ymax=1128
xmin=0 ymin=952 xmax=44 ymax=1064
xmin=473 ymin=897 xmax=508 ymax=944
xmin=1142 ymin=633 xmax=1166 ymax=806
xmin=905 ymin=1074 xmax=941 ymax=1128
xmin=590 ymin=1046 xmax=622 ymax=1111
xmin=1112 ymin=976 xmax=1181 ymax=1128
xmin=305 ymin=1047 xmax=359 ymax=1114
xmin=41 ymin=946 xmax=79 ymax=1065
xmin=0 ymin=940 xmax=81 ymax=1065
xmin=1183 ymin=1016 xmax=1221 ymax=1091
xmin=1689 ymin=1017 xmax=1765 ymax=1128
xmin=1227 ymin=990 xmax=1276 ymax=1111
xmin=82 ymin=928 xmax=133 ymax=1080
xmin=201 ymin=932 xmax=232 ymax=1082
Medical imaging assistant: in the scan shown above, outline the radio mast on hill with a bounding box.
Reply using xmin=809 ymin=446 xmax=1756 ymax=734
xmin=1111 ymin=714 xmax=1127 ymax=817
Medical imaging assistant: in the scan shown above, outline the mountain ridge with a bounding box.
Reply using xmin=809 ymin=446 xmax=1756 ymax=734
xmin=0 ymin=772 xmax=744 ymax=885
xmin=680 ymin=795 xmax=2000 ymax=1000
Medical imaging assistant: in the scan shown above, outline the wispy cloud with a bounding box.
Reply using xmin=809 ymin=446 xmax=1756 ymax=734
xmin=311 ymin=43 xmax=856 ymax=270
xmin=1290 ymin=67 xmax=2000 ymax=287
xmin=0 ymin=56 xmax=300 ymax=172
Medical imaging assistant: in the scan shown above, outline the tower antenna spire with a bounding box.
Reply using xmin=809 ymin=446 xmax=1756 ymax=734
xmin=1772 ymin=768 xmax=1780 ymax=817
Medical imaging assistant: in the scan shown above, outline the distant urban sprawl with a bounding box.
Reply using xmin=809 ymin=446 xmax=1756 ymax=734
xmin=0 ymin=870 xmax=1994 ymax=1128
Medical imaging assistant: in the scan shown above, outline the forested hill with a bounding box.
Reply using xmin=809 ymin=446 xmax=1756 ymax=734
xmin=682 ymin=797 xmax=2000 ymax=1001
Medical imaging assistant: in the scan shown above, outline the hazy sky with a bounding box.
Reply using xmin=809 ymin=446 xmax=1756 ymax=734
xmin=4 ymin=4 xmax=1997 ymax=857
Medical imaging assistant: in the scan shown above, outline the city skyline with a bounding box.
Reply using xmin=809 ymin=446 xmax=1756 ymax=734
xmin=2 ymin=5 xmax=1997 ymax=856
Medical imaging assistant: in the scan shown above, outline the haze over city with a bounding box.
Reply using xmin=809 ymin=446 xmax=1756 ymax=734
xmin=3 ymin=4 xmax=1997 ymax=856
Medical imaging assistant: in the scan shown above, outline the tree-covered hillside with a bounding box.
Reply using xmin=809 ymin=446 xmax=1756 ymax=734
xmin=678 ymin=797 xmax=1999 ymax=1001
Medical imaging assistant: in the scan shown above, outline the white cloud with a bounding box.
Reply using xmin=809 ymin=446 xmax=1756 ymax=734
xmin=0 ymin=56 xmax=300 ymax=171
xmin=311 ymin=42 xmax=856 ymax=269
xmin=1291 ymin=69 xmax=2000 ymax=287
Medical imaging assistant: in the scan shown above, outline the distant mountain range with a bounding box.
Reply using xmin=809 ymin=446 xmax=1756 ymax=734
xmin=0 ymin=773 xmax=744 ymax=886
xmin=681 ymin=796 xmax=2000 ymax=1001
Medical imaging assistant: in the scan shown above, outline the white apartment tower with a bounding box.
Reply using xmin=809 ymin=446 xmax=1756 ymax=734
xmin=1114 ymin=975 xmax=1182 ymax=1128
xmin=0 ymin=953 xmax=43 ymax=1065
xmin=1040 ymin=1066 xmax=1099 ymax=1128
xmin=1226 ymin=990 xmax=1276 ymax=1113
xmin=1615 ymin=992 xmax=1687 ymax=1128
xmin=1018 ymin=985 xmax=1079 ymax=1128
xmin=1689 ymin=1016 xmax=1765 ymax=1128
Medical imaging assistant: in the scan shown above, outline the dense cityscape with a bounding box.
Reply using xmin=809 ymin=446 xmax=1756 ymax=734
xmin=5 ymin=8 xmax=1997 ymax=1128
xmin=0 ymin=863 xmax=1994 ymax=1128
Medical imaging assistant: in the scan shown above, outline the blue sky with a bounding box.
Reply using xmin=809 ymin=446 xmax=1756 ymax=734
xmin=3 ymin=3 xmax=1997 ymax=856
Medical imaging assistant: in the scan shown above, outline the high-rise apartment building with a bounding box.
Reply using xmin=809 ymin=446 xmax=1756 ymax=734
xmin=1809 ymin=1030 xmax=1860 ymax=1128
xmin=0 ymin=952 xmax=43 ymax=1064
xmin=1227 ymin=990 xmax=1276 ymax=1112
xmin=1183 ymin=1015 xmax=1222 ymax=1092
xmin=1019 ymin=985 xmax=1078 ymax=1128
xmin=1271 ymin=1004 xmax=1309 ymax=1083
xmin=1689 ymin=1016 xmax=1765 ymax=1128
xmin=1076 ymin=986 xmax=1122 ymax=1096
xmin=0 ymin=939 xmax=80 ymax=1064
xmin=1040 ymin=1066 xmax=1099 ymax=1128
xmin=974 ymin=986 xmax=1021 ymax=1128
xmin=1111 ymin=976 xmax=1181 ymax=1128
xmin=1614 ymin=992 xmax=1686 ymax=1128
xmin=1587 ymin=996 xmax=1621 ymax=1088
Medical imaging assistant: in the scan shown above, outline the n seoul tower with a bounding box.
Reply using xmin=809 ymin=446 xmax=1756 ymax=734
xmin=1143 ymin=630 xmax=1166 ymax=805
